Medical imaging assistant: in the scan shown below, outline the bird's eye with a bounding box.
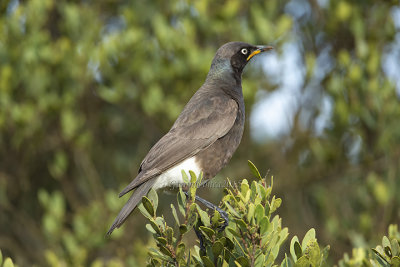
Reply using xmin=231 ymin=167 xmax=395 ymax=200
xmin=241 ymin=48 xmax=248 ymax=55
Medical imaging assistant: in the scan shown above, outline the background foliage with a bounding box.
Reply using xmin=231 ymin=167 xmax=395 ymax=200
xmin=0 ymin=0 xmax=399 ymax=266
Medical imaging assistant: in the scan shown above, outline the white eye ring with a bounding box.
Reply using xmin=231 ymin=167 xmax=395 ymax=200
xmin=241 ymin=48 xmax=248 ymax=55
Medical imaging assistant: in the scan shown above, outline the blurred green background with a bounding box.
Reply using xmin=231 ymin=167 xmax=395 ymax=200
xmin=1 ymin=0 xmax=400 ymax=266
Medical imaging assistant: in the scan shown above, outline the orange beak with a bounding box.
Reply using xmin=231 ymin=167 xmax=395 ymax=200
xmin=247 ymin=46 xmax=274 ymax=61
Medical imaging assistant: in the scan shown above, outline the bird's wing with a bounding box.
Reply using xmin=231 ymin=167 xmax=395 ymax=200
xmin=119 ymin=95 xmax=238 ymax=196
xmin=107 ymin=179 xmax=156 ymax=235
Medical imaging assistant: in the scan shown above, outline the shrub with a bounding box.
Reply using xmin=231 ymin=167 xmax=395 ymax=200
xmin=141 ymin=161 xmax=330 ymax=266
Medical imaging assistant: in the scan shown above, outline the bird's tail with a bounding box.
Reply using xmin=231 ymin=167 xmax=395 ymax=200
xmin=107 ymin=179 xmax=156 ymax=235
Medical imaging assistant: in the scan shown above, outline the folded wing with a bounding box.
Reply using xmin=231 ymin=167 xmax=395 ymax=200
xmin=119 ymin=94 xmax=238 ymax=197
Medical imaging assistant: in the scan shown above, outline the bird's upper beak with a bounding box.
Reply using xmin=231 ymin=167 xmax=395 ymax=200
xmin=246 ymin=46 xmax=274 ymax=61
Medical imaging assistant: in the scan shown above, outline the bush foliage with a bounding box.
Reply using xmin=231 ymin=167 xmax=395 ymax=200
xmin=138 ymin=162 xmax=399 ymax=267
xmin=1 ymin=160 xmax=400 ymax=266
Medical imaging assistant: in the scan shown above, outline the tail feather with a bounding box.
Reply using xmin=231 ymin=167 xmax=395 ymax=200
xmin=107 ymin=179 xmax=156 ymax=235
xmin=119 ymin=169 xmax=160 ymax=198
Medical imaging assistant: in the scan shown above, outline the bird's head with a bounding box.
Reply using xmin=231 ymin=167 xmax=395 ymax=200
xmin=208 ymin=42 xmax=273 ymax=82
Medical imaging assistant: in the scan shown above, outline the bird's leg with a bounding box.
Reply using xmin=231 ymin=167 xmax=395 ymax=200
xmin=194 ymin=226 xmax=205 ymax=252
xmin=184 ymin=191 xmax=206 ymax=252
xmin=195 ymin=195 xmax=229 ymax=231
xmin=184 ymin=192 xmax=229 ymax=231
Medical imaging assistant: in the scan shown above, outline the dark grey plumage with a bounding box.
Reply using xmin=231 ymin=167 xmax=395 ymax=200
xmin=107 ymin=42 xmax=272 ymax=235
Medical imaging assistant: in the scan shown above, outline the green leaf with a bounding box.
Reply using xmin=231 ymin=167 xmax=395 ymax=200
xmin=177 ymin=188 xmax=187 ymax=216
xmin=3 ymin=258 xmax=14 ymax=267
xmin=269 ymin=196 xmax=282 ymax=213
xmin=179 ymin=224 xmax=188 ymax=235
xmin=232 ymin=236 xmax=246 ymax=255
xmin=391 ymin=239 xmax=400 ymax=257
xmin=373 ymin=247 xmax=391 ymax=266
xmin=212 ymin=241 xmax=224 ymax=256
xmin=190 ymin=170 xmax=201 ymax=183
xmin=197 ymin=206 xmax=210 ymax=227
xmin=149 ymin=258 xmax=160 ymax=266
xmin=321 ymin=245 xmax=330 ymax=264
xmin=389 ymin=225 xmax=399 ymax=240
xmin=375 ymin=252 xmax=390 ymax=266
xmin=199 ymin=226 xmax=215 ymax=240
xmin=148 ymin=189 xmax=158 ymax=212
xmin=372 ymin=248 xmax=387 ymax=261
xmin=254 ymin=204 xmax=264 ymax=223
xmin=141 ymin=196 xmax=155 ymax=217
xmin=294 ymin=241 xmax=303 ymax=260
xmin=290 ymin=236 xmax=300 ymax=261
xmin=265 ymin=186 xmax=272 ymax=201
xmin=243 ymin=190 xmax=251 ymax=203
xmin=248 ymin=160 xmax=262 ymax=179
xmin=261 ymin=231 xmax=271 ymax=247
xmin=280 ymin=228 xmax=289 ymax=247
xmin=304 ymin=240 xmax=320 ymax=266
xmin=294 ymin=256 xmax=311 ymax=267
xmin=211 ymin=210 xmax=221 ymax=226
xmin=280 ymin=253 xmax=290 ymax=267
xmin=385 ymin=246 xmax=392 ymax=258
xmin=240 ymin=180 xmax=249 ymax=196
xmin=259 ymin=216 xmax=270 ymax=235
xmin=158 ymin=244 xmax=173 ymax=258
xmin=154 ymin=217 xmax=166 ymax=231
xmin=187 ymin=203 xmax=198 ymax=226
xmin=171 ymin=204 xmax=180 ymax=225
xmin=235 ymin=256 xmax=250 ymax=267
xmin=247 ymin=203 xmax=255 ymax=223
xmin=254 ymin=252 xmax=265 ymax=266
xmin=156 ymin=237 xmax=167 ymax=245
xmin=391 ymin=256 xmax=400 ymax=266
xmin=148 ymin=220 xmax=161 ymax=235
xmin=258 ymin=184 xmax=267 ymax=202
xmin=181 ymin=170 xmax=189 ymax=184
xmin=198 ymin=171 xmax=203 ymax=184
xmin=224 ymin=201 xmax=241 ymax=218
xmin=149 ymin=248 xmax=171 ymax=262
xmin=302 ymin=228 xmax=316 ymax=251
xmin=227 ymin=227 xmax=241 ymax=237
xmin=234 ymin=218 xmax=247 ymax=231
xmin=176 ymin=243 xmax=186 ymax=260
xmin=225 ymin=237 xmax=235 ymax=250
xmin=166 ymin=227 xmax=174 ymax=244
xmin=138 ymin=202 xmax=152 ymax=219
xmin=146 ymin=223 xmax=157 ymax=234
xmin=201 ymin=256 xmax=214 ymax=267
xmin=383 ymin=236 xmax=391 ymax=248
xmin=189 ymin=171 xmax=197 ymax=199
xmin=264 ymin=203 xmax=270 ymax=217
xmin=251 ymin=181 xmax=257 ymax=197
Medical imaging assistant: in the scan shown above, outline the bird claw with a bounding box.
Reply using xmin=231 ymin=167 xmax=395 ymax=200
xmin=183 ymin=191 xmax=229 ymax=233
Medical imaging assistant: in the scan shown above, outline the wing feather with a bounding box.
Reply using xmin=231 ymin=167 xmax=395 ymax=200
xmin=119 ymin=93 xmax=238 ymax=196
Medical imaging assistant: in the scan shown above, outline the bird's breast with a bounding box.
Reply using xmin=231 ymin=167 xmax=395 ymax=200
xmin=152 ymin=157 xmax=202 ymax=191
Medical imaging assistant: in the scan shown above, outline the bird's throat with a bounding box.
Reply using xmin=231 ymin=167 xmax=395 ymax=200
xmin=206 ymin=60 xmax=241 ymax=86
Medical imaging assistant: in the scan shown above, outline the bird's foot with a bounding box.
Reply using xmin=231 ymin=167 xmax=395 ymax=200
xmin=184 ymin=191 xmax=229 ymax=232
xmin=194 ymin=227 xmax=206 ymax=253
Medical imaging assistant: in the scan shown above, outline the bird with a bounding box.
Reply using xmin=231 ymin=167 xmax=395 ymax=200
xmin=107 ymin=42 xmax=273 ymax=235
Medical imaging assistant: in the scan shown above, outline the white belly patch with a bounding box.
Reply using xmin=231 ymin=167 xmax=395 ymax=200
xmin=152 ymin=157 xmax=202 ymax=190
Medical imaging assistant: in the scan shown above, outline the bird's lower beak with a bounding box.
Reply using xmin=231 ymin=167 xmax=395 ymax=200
xmin=246 ymin=46 xmax=274 ymax=61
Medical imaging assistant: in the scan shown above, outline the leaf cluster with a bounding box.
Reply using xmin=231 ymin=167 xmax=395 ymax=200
xmin=142 ymin=162 xmax=330 ymax=267
xmin=339 ymin=224 xmax=400 ymax=267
